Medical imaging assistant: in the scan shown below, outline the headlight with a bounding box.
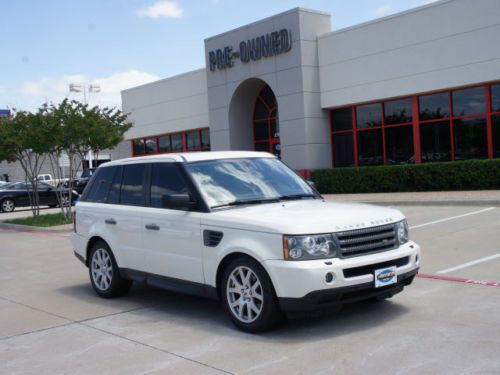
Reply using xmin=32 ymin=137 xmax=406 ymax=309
xmin=396 ymin=219 xmax=409 ymax=244
xmin=284 ymin=234 xmax=338 ymax=261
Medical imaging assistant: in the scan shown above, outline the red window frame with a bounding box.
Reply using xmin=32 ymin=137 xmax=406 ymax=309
xmin=330 ymin=80 xmax=500 ymax=167
xmin=253 ymin=85 xmax=280 ymax=157
xmin=130 ymin=127 xmax=210 ymax=157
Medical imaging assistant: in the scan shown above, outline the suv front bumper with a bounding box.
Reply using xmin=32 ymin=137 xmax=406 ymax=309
xmin=279 ymin=268 xmax=418 ymax=312
xmin=262 ymin=241 xmax=420 ymax=311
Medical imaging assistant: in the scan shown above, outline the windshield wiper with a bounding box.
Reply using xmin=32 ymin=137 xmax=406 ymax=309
xmin=211 ymin=197 xmax=281 ymax=209
xmin=278 ymin=193 xmax=317 ymax=201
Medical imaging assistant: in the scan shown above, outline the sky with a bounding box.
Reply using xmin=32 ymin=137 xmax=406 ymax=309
xmin=0 ymin=0 xmax=438 ymax=111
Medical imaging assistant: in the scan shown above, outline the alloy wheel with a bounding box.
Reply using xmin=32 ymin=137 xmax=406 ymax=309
xmin=226 ymin=266 xmax=264 ymax=323
xmin=91 ymin=248 xmax=113 ymax=291
xmin=2 ymin=199 xmax=14 ymax=212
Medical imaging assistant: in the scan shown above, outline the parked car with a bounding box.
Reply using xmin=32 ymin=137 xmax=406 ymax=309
xmin=64 ymin=168 xmax=96 ymax=194
xmin=71 ymin=152 xmax=420 ymax=332
xmin=0 ymin=181 xmax=79 ymax=212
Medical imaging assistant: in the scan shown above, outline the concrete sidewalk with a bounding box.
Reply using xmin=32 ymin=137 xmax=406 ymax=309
xmin=323 ymin=190 xmax=500 ymax=206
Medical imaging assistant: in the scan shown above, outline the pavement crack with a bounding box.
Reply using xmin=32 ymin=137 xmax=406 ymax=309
xmin=79 ymin=322 xmax=235 ymax=375
xmin=0 ymin=296 xmax=234 ymax=374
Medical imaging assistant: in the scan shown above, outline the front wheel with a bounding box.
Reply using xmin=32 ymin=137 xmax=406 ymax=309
xmin=89 ymin=241 xmax=132 ymax=298
xmin=1 ymin=199 xmax=15 ymax=213
xmin=222 ymin=257 xmax=282 ymax=333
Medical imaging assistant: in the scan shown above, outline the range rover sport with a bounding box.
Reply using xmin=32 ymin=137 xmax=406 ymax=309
xmin=71 ymin=151 xmax=420 ymax=332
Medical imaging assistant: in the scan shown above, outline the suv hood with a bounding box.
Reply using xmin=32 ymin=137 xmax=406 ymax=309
xmin=203 ymin=199 xmax=405 ymax=234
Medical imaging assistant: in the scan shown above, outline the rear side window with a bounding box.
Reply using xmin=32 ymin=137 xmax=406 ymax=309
xmin=107 ymin=166 xmax=123 ymax=204
xmin=85 ymin=167 xmax=117 ymax=203
xmin=150 ymin=163 xmax=189 ymax=209
xmin=120 ymin=164 xmax=146 ymax=206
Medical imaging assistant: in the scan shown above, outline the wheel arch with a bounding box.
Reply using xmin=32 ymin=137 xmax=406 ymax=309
xmin=215 ymin=252 xmax=275 ymax=300
xmin=86 ymin=236 xmax=110 ymax=267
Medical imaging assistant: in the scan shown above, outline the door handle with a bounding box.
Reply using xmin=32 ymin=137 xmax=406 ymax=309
xmin=105 ymin=218 xmax=117 ymax=225
xmin=145 ymin=223 xmax=160 ymax=231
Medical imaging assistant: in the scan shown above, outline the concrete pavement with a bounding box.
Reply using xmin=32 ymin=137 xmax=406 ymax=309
xmin=1 ymin=205 xmax=500 ymax=374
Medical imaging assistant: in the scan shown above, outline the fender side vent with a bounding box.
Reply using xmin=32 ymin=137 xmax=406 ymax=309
xmin=203 ymin=230 xmax=224 ymax=247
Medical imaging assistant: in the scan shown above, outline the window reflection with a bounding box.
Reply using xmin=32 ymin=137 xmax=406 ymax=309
xmin=385 ymin=126 xmax=414 ymax=164
xmin=420 ymin=121 xmax=452 ymax=163
xmin=384 ymin=98 xmax=412 ymax=125
xmin=419 ymin=92 xmax=449 ymax=121
xmin=357 ymin=130 xmax=384 ymax=166
xmin=356 ymin=104 xmax=382 ymax=129
xmin=452 ymin=87 xmax=486 ymax=117
xmin=453 ymin=117 xmax=487 ymax=160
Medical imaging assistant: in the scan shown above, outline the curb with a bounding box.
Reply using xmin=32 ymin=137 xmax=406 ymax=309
xmin=0 ymin=222 xmax=72 ymax=233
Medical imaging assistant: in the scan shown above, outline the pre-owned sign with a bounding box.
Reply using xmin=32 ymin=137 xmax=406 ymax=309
xmin=208 ymin=29 xmax=292 ymax=72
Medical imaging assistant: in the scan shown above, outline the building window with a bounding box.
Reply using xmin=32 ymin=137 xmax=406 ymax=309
xmin=419 ymin=92 xmax=449 ymax=121
xmin=385 ymin=125 xmax=414 ymax=164
xmin=253 ymin=85 xmax=280 ymax=158
xmin=452 ymin=86 xmax=486 ymax=117
xmin=492 ymin=115 xmax=500 ymax=158
xmin=492 ymin=84 xmax=500 ymax=113
xmin=158 ymin=135 xmax=171 ymax=153
xmin=133 ymin=139 xmax=145 ymax=156
xmin=131 ymin=127 xmax=210 ymax=156
xmin=331 ymin=81 xmax=499 ymax=167
xmin=332 ymin=132 xmax=354 ymax=167
xmin=453 ymin=117 xmax=488 ymax=160
xmin=384 ymin=98 xmax=412 ymax=125
xmin=356 ymin=103 xmax=382 ymax=129
xmin=145 ymin=138 xmax=157 ymax=154
xmin=357 ymin=129 xmax=383 ymax=166
xmin=420 ymin=121 xmax=452 ymax=163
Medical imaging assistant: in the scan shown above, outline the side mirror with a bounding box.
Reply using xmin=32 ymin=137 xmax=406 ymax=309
xmin=162 ymin=193 xmax=196 ymax=210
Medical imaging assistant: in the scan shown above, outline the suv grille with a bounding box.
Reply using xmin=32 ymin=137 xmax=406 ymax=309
xmin=336 ymin=223 xmax=397 ymax=258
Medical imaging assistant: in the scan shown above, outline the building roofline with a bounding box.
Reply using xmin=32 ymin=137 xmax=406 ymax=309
xmin=318 ymin=0 xmax=455 ymax=40
xmin=204 ymin=7 xmax=330 ymax=42
xmin=121 ymin=67 xmax=206 ymax=94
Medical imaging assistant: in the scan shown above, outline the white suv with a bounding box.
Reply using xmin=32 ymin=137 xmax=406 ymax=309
xmin=71 ymin=151 xmax=420 ymax=332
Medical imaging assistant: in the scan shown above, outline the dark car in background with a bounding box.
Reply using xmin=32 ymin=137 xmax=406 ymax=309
xmin=64 ymin=168 xmax=95 ymax=194
xmin=0 ymin=181 xmax=79 ymax=213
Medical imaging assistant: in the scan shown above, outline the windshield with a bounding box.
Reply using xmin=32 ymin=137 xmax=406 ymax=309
xmin=184 ymin=157 xmax=316 ymax=208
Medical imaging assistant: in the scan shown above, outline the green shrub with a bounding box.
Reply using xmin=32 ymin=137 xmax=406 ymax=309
xmin=311 ymin=159 xmax=500 ymax=194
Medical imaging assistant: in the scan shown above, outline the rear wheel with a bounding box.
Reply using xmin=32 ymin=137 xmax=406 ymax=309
xmin=1 ymin=199 xmax=15 ymax=213
xmin=222 ymin=257 xmax=282 ymax=333
xmin=89 ymin=241 xmax=132 ymax=298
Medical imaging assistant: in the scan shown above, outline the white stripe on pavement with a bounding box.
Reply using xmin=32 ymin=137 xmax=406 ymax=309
xmin=437 ymin=253 xmax=500 ymax=274
xmin=409 ymin=207 xmax=495 ymax=230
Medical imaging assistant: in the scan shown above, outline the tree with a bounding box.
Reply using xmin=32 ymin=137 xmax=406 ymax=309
xmin=0 ymin=100 xmax=132 ymax=219
xmin=47 ymin=100 xmax=132 ymax=219
xmin=0 ymin=109 xmax=52 ymax=216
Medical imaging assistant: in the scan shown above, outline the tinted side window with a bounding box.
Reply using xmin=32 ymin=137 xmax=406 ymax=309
xmin=107 ymin=166 xmax=123 ymax=204
xmin=86 ymin=167 xmax=116 ymax=203
xmin=150 ymin=163 xmax=189 ymax=209
xmin=120 ymin=164 xmax=146 ymax=206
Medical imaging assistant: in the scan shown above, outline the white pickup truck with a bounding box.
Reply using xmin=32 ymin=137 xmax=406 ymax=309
xmin=37 ymin=174 xmax=68 ymax=188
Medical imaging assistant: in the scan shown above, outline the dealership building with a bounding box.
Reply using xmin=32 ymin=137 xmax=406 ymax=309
xmin=121 ymin=0 xmax=500 ymax=175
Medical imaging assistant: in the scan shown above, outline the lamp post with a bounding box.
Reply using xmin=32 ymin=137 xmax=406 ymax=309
xmin=68 ymin=83 xmax=101 ymax=169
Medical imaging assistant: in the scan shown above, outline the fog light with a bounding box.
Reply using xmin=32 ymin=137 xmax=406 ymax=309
xmin=325 ymin=272 xmax=336 ymax=284
xmin=415 ymin=254 xmax=420 ymax=265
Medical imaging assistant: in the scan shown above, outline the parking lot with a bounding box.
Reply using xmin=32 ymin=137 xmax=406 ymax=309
xmin=1 ymin=205 xmax=499 ymax=374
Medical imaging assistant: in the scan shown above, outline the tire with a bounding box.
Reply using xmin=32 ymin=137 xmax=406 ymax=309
xmin=221 ymin=256 xmax=282 ymax=333
xmin=88 ymin=241 xmax=132 ymax=298
xmin=60 ymin=195 xmax=70 ymax=207
xmin=1 ymin=199 xmax=15 ymax=213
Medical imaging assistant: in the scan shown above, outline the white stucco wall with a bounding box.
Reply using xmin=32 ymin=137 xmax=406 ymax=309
xmin=122 ymin=68 xmax=209 ymax=140
xmin=205 ymin=8 xmax=332 ymax=169
xmin=319 ymin=0 xmax=500 ymax=108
